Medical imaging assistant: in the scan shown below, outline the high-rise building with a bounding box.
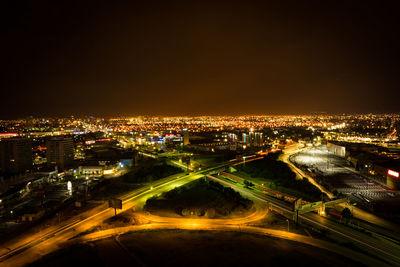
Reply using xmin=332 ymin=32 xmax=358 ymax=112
xmin=254 ymin=132 xmax=263 ymax=147
xmin=242 ymin=133 xmax=248 ymax=144
xmin=228 ymin=133 xmax=237 ymax=144
xmin=46 ymin=136 xmax=74 ymax=170
xmin=0 ymin=137 xmax=32 ymax=175
xmin=244 ymin=131 xmax=263 ymax=147
xmin=249 ymin=131 xmax=255 ymax=145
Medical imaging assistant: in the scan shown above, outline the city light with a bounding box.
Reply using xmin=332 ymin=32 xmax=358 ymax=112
xmin=1 ymin=2 xmax=400 ymax=264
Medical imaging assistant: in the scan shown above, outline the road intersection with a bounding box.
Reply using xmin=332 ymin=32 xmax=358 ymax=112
xmin=1 ymin=155 xmax=400 ymax=266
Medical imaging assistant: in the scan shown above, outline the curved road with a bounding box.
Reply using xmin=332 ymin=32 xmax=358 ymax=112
xmin=1 ymin=157 xmax=400 ymax=266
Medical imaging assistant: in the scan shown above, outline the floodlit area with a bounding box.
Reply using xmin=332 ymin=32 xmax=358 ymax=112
xmin=291 ymin=146 xmax=399 ymax=209
xmin=291 ymin=146 xmax=344 ymax=175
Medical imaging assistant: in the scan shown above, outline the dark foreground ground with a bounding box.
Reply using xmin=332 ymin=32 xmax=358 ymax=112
xmin=29 ymin=230 xmax=363 ymax=267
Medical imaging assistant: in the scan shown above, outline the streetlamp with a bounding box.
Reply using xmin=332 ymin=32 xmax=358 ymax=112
xmin=286 ymin=219 xmax=290 ymax=232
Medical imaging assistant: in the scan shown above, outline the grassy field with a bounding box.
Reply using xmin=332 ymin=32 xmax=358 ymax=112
xmin=231 ymin=170 xmax=320 ymax=202
xmin=144 ymin=178 xmax=253 ymax=218
xmin=192 ymin=154 xmax=224 ymax=165
xmin=233 ymin=154 xmax=324 ymax=202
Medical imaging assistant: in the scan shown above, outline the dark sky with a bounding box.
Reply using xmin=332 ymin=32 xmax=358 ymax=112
xmin=2 ymin=1 xmax=399 ymax=118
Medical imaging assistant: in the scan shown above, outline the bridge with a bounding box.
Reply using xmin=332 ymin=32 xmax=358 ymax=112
xmin=294 ymin=198 xmax=349 ymax=221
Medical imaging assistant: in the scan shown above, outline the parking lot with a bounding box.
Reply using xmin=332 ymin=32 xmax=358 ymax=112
xmin=291 ymin=145 xmax=399 ymax=211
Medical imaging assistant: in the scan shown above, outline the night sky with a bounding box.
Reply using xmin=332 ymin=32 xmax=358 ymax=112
xmin=2 ymin=1 xmax=399 ymax=118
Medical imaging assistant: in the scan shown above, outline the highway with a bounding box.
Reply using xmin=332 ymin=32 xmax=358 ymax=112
xmin=2 ymin=155 xmax=400 ymax=266
xmin=0 ymin=162 xmax=230 ymax=266
xmin=137 ymin=207 xmax=268 ymax=226
xmin=209 ymin=174 xmax=400 ymax=266
xmin=288 ymin=145 xmax=400 ymax=233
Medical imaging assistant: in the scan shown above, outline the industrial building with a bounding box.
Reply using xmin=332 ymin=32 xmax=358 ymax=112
xmin=327 ymin=142 xmax=346 ymax=158
xmin=328 ymin=141 xmax=400 ymax=189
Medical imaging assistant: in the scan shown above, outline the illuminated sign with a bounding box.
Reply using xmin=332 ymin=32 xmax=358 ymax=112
xmin=388 ymin=170 xmax=399 ymax=178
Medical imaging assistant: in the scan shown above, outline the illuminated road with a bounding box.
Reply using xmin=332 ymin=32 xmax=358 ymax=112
xmin=0 ymin=162 xmax=231 ymax=266
xmin=3 ymin=170 xmax=385 ymax=266
xmin=136 ymin=208 xmax=268 ymax=226
xmin=209 ymin=174 xmax=400 ymax=266
xmin=280 ymin=143 xmax=334 ymax=198
xmin=290 ymin=145 xmax=400 ymax=232
xmin=2 ymin=156 xmax=400 ymax=266
xmin=72 ymin=224 xmax=385 ymax=266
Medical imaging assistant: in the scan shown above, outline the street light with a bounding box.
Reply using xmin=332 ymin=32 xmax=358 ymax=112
xmin=243 ymin=156 xmax=247 ymax=166
xmin=286 ymin=219 xmax=290 ymax=232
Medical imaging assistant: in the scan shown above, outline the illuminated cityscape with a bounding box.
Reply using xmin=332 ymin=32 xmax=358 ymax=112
xmin=1 ymin=114 xmax=400 ymax=265
xmin=2 ymin=1 xmax=400 ymax=266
